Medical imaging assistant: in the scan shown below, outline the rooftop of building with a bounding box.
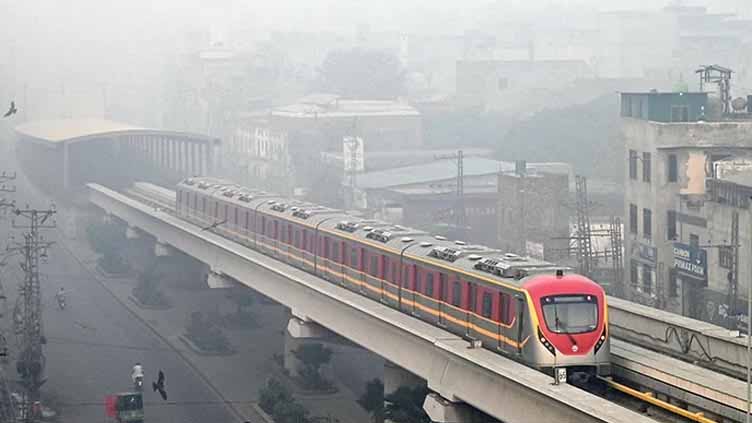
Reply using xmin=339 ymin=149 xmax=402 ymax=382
xmin=355 ymin=159 xmax=571 ymax=190
xmin=271 ymin=94 xmax=420 ymax=119
xmin=15 ymin=118 xmax=145 ymax=143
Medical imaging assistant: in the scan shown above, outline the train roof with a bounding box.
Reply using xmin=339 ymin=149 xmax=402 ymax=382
xmin=178 ymin=177 xmax=573 ymax=289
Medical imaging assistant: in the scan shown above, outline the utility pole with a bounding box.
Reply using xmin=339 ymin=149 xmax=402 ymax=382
xmin=0 ymin=171 xmax=14 ymax=422
xmin=575 ymin=175 xmax=594 ymax=277
xmin=435 ymin=150 xmax=465 ymax=239
xmin=9 ymin=205 xmax=56 ymax=423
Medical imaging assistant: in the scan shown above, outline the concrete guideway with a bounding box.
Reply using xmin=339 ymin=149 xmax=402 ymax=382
xmin=87 ymin=183 xmax=655 ymax=423
xmin=608 ymin=296 xmax=748 ymax=380
xmin=611 ymin=339 xmax=747 ymax=422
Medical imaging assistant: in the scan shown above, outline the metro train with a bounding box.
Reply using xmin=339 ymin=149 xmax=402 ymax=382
xmin=174 ymin=177 xmax=610 ymax=381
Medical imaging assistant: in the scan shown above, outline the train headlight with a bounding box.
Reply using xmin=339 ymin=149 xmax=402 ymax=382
xmin=537 ymin=327 xmax=555 ymax=356
xmin=594 ymin=327 xmax=608 ymax=354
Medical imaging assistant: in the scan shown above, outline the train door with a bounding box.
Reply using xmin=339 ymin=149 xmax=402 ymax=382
xmin=515 ymin=294 xmax=526 ymax=356
xmin=359 ymin=248 xmax=367 ymax=294
xmin=411 ymin=265 xmax=420 ymax=315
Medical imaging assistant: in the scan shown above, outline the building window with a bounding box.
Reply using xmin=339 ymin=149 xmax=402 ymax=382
xmin=667 ymin=154 xmax=678 ymax=182
xmin=642 ymin=152 xmax=651 ymax=182
xmin=630 ymin=261 xmax=638 ymax=286
xmin=671 ymin=105 xmax=689 ymax=122
xmin=629 ymin=204 xmax=638 ymax=234
xmin=690 ymin=234 xmax=700 ymax=249
xmin=643 ymin=208 xmax=652 ymax=240
xmin=629 ymin=150 xmax=638 ymax=179
xmin=482 ymin=293 xmax=493 ymax=318
xmin=719 ymin=246 xmax=734 ymax=269
xmin=621 ymin=95 xmax=631 ymax=117
xmin=667 ymin=210 xmax=677 ymax=240
xmin=642 ymin=265 xmax=653 ymax=295
xmin=668 ymin=269 xmax=678 ymax=298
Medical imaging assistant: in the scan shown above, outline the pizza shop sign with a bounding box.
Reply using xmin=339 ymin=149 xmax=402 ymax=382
xmin=673 ymin=242 xmax=707 ymax=282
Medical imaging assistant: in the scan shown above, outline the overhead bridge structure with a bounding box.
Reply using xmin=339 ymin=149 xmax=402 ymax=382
xmin=87 ymin=182 xmax=654 ymax=423
xmin=14 ymin=118 xmax=220 ymax=195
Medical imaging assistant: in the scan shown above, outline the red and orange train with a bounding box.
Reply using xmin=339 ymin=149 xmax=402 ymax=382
xmin=176 ymin=177 xmax=610 ymax=381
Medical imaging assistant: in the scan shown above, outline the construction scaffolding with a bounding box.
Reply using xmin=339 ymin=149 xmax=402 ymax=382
xmin=574 ymin=176 xmax=594 ymax=276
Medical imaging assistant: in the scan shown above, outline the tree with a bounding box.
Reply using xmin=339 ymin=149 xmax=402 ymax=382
xmin=258 ymin=378 xmax=293 ymax=414
xmin=358 ymin=378 xmax=384 ymax=423
xmin=383 ymin=386 xmax=430 ymax=423
xmin=317 ymin=48 xmax=405 ymax=99
xmin=86 ymin=221 xmax=129 ymax=274
xmin=292 ymin=343 xmax=333 ymax=389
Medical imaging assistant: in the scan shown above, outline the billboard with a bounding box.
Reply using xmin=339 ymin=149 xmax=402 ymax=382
xmin=343 ymin=136 xmax=364 ymax=173
xmin=673 ymin=242 xmax=707 ymax=283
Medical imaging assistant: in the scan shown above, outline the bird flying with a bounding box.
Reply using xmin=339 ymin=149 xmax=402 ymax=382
xmin=2 ymin=101 xmax=17 ymax=118
xmin=152 ymin=370 xmax=167 ymax=401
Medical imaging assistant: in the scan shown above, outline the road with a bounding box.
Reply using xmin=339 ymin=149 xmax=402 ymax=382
xmin=0 ymin=136 xmax=238 ymax=422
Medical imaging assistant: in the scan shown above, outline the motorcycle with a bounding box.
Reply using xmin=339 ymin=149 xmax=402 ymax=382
xmin=133 ymin=376 xmax=143 ymax=392
xmin=56 ymin=294 xmax=65 ymax=310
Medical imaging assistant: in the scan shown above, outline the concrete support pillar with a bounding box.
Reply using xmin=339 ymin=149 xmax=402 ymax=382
xmin=283 ymin=317 xmax=328 ymax=378
xmin=206 ymin=270 xmax=237 ymax=289
xmin=200 ymin=144 xmax=208 ymax=175
xmin=154 ymin=242 xmax=172 ymax=257
xmin=423 ymin=393 xmax=474 ymax=423
xmin=125 ymin=226 xmax=140 ymax=240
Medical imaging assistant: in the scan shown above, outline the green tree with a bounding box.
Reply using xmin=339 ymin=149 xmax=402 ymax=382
xmin=272 ymin=400 xmax=309 ymax=423
xmin=383 ymin=386 xmax=430 ymax=423
xmin=86 ymin=221 xmax=129 ymax=274
xmin=292 ymin=343 xmax=333 ymax=389
xmin=358 ymin=378 xmax=384 ymax=423
xmin=231 ymin=289 xmax=255 ymax=315
xmin=258 ymin=378 xmax=293 ymax=414
xmin=317 ymin=48 xmax=405 ymax=99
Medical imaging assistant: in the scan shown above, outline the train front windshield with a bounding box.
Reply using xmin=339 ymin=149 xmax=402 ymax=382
xmin=541 ymin=295 xmax=598 ymax=334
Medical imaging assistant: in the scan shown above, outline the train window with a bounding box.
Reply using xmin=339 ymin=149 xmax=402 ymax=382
xmin=202 ymin=197 xmax=206 ymax=215
xmin=214 ymin=202 xmax=219 ymax=218
xmin=415 ymin=270 xmax=423 ymax=293
xmin=245 ymin=212 xmax=250 ymax=230
xmin=287 ymin=226 xmax=292 ymax=244
xmin=392 ymin=264 xmax=398 ymax=283
xmin=499 ymin=293 xmax=509 ymax=323
xmin=350 ymin=247 xmax=358 ymax=268
xmin=426 ymin=273 xmax=434 ymax=297
xmin=302 ymin=230 xmax=308 ymax=251
xmin=368 ymin=255 xmax=379 ymax=278
xmin=177 ymin=190 xmax=182 ymax=204
xmin=294 ymin=230 xmax=300 ymax=247
xmin=452 ymin=282 xmax=461 ymax=306
xmin=439 ymin=273 xmax=448 ymax=301
xmin=224 ymin=204 xmax=229 ymax=221
xmin=193 ymin=193 xmax=198 ymax=211
xmin=468 ymin=283 xmax=477 ymax=312
xmin=384 ymin=257 xmax=390 ymax=280
xmin=234 ymin=208 xmax=238 ymax=225
xmin=324 ymin=238 xmax=330 ymax=259
xmin=261 ymin=217 xmax=266 ymax=236
xmin=482 ymin=293 xmax=493 ymax=318
xmin=402 ymin=266 xmax=408 ymax=286
xmin=273 ymin=221 xmax=278 ymax=239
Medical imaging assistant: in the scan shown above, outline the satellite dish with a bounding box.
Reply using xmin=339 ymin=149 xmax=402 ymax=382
xmin=732 ymin=97 xmax=747 ymax=111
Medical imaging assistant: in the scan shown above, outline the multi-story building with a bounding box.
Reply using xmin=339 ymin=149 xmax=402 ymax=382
xmin=496 ymin=164 xmax=570 ymax=262
xmin=621 ymin=90 xmax=752 ymax=321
